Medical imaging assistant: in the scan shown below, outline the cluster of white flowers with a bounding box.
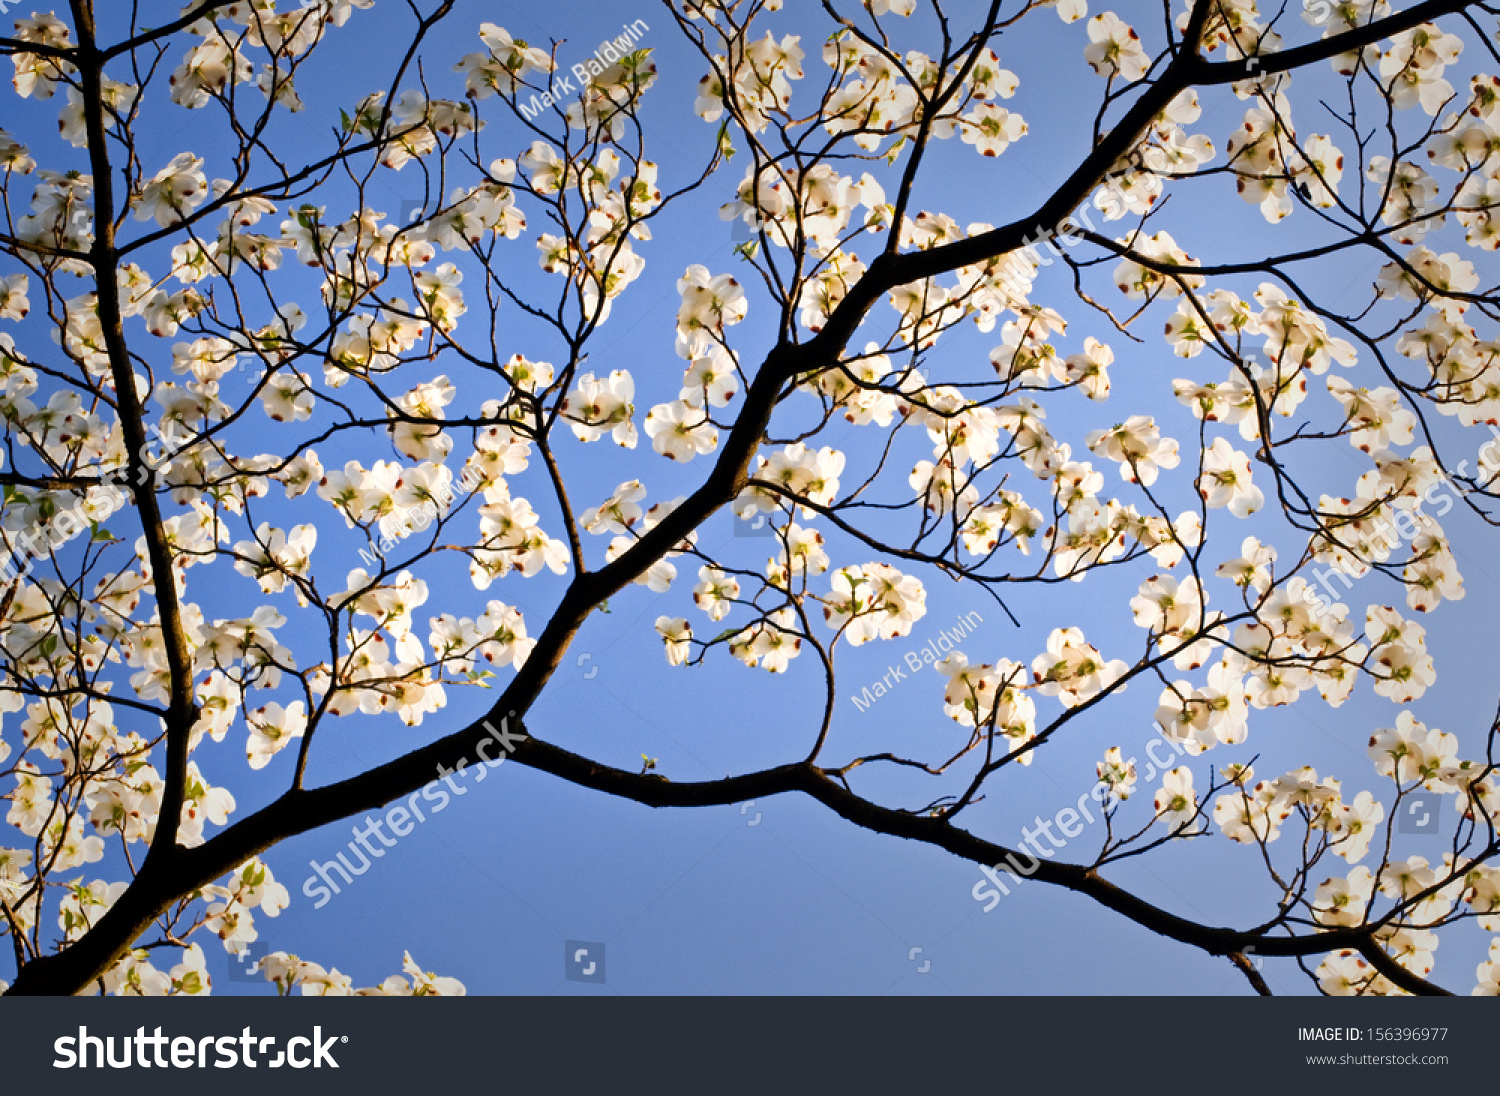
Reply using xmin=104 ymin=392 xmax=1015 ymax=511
xmin=1368 ymin=711 xmax=1497 ymax=810
xmin=1201 ymin=702 xmax=1500 ymax=995
xmin=258 ymin=949 xmax=464 ymax=995
xmin=529 ymin=139 xmax=660 ymax=322
xmin=1312 ymin=848 xmax=1500 ymax=995
xmin=822 ymin=563 xmax=927 ymax=645
xmin=1029 ymin=626 xmax=1127 ymax=709
xmin=454 ymin=23 xmax=555 ymax=98
xmin=936 ymin=653 xmax=1037 ymax=760
xmin=1213 ymin=764 xmax=1381 ymax=859
xmin=640 ymin=265 xmax=751 ymax=461
xmin=715 ymin=607 xmax=797 ymax=673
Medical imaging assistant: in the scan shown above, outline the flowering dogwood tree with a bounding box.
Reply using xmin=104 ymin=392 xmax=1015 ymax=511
xmin=2 ymin=0 xmax=1499 ymax=996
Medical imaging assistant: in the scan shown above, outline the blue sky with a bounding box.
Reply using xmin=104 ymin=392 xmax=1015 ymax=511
xmin=4 ymin=0 xmax=1498 ymax=995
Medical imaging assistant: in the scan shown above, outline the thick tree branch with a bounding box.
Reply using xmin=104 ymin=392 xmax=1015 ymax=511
xmin=1353 ymin=935 xmax=1457 ymax=997
xmin=5 ymin=722 xmax=1454 ymax=992
xmin=803 ymin=0 xmax=1480 ymax=331
xmin=1229 ymin=951 xmax=1274 ymax=995
xmin=69 ymin=0 xmax=200 ymax=857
